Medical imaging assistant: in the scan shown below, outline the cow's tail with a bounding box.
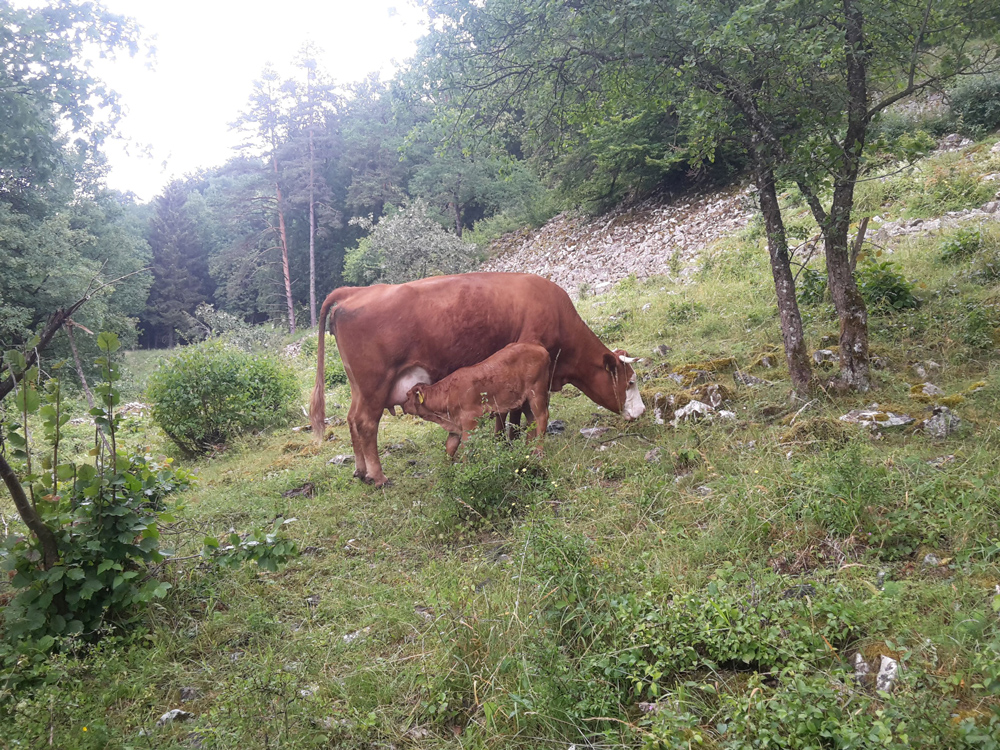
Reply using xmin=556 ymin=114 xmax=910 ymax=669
xmin=310 ymin=288 xmax=352 ymax=440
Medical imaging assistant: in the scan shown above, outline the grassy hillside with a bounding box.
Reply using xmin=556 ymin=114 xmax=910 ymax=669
xmin=3 ymin=144 xmax=1000 ymax=749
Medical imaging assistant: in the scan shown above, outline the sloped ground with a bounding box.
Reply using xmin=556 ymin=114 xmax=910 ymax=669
xmin=481 ymin=186 xmax=755 ymax=295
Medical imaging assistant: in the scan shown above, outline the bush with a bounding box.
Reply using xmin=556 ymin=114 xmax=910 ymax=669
xmin=147 ymin=340 xmax=299 ymax=453
xmin=950 ymin=74 xmax=1000 ymax=136
xmin=438 ymin=423 xmax=551 ymax=523
xmin=940 ymin=227 xmax=983 ymax=263
xmin=0 ymin=334 xmax=183 ymax=649
xmin=797 ymin=266 xmax=828 ymax=305
xmin=856 ymin=259 xmax=920 ymax=313
xmin=300 ymin=334 xmax=348 ymax=387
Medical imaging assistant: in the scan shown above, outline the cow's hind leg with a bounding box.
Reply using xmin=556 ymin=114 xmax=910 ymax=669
xmin=347 ymin=400 xmax=369 ymax=480
xmin=349 ymin=399 xmax=390 ymax=486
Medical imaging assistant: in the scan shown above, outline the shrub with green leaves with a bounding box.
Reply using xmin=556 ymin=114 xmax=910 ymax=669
xmin=940 ymin=227 xmax=983 ymax=263
xmin=949 ymin=73 xmax=1000 ymax=136
xmin=301 ymin=333 xmax=348 ymax=387
xmin=797 ymin=265 xmax=828 ymax=305
xmin=0 ymin=333 xmax=182 ymax=648
xmin=438 ymin=422 xmax=551 ymax=522
xmin=147 ymin=339 xmax=298 ymax=453
xmin=856 ymin=259 xmax=919 ymax=313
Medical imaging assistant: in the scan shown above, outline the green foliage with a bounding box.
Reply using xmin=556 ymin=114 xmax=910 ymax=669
xmin=146 ymin=340 xmax=298 ymax=454
xmin=962 ymin=305 xmax=999 ymax=351
xmin=438 ymin=424 xmax=551 ymax=522
xmin=342 ymin=201 xmax=479 ymax=286
xmin=0 ymin=333 xmax=182 ymax=648
xmin=941 ymin=227 xmax=984 ymax=263
xmin=856 ymin=259 xmax=920 ymax=313
xmin=182 ymin=303 xmax=281 ymax=352
xmin=201 ymin=518 xmax=299 ymax=572
xmin=301 ymin=333 xmax=349 ymax=387
xmin=664 ymin=300 xmax=706 ymax=324
xmin=949 ymin=74 xmax=1000 ymax=136
xmin=796 ymin=266 xmax=828 ymax=305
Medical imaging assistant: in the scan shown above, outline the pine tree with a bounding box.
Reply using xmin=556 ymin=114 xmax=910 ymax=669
xmin=142 ymin=183 xmax=212 ymax=347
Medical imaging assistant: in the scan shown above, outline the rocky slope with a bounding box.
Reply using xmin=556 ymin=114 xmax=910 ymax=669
xmin=480 ymin=186 xmax=755 ymax=296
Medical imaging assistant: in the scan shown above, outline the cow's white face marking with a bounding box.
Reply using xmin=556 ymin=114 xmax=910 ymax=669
xmin=390 ymin=367 xmax=432 ymax=406
xmin=623 ymin=377 xmax=645 ymax=420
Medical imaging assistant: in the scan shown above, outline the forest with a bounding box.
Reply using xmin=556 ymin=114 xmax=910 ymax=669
xmin=3 ymin=0 xmax=1000 ymax=747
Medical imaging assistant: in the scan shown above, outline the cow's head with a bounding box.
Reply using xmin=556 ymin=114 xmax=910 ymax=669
xmin=402 ymin=384 xmax=431 ymax=417
xmin=604 ymin=349 xmax=645 ymax=420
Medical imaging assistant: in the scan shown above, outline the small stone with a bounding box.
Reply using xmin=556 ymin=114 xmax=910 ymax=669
xmin=156 ymin=709 xmax=195 ymax=727
xmin=546 ymin=419 xmax=567 ymax=435
xmin=641 ymin=303 xmax=652 ymax=312
xmin=667 ymin=372 xmax=685 ymax=384
xmin=694 ymin=485 xmax=714 ymax=496
xmin=717 ymin=410 xmax=736 ymax=420
xmin=927 ymin=454 xmax=955 ymax=469
xmin=839 ymin=403 xmax=914 ymax=429
xmin=758 ymin=355 xmax=776 ymax=369
xmin=781 ymin=584 xmax=816 ymax=599
xmin=924 ymin=406 xmax=961 ymax=438
xmin=580 ymin=426 xmax=611 ymax=439
xmin=328 ymin=454 xmax=354 ymax=465
xmin=305 ymin=594 xmax=321 ymax=607
xmin=179 ymin=687 xmax=200 ymax=702
xmin=342 ymin=626 xmax=371 ymax=644
xmin=854 ymin=653 xmax=871 ymax=684
xmin=876 ymin=571 xmax=886 ymax=589
xmin=733 ymin=371 xmax=769 ymax=387
xmin=919 ymin=382 xmax=944 ymax=396
xmin=653 ymin=344 xmax=672 ymax=357
xmin=922 ymin=553 xmax=941 ymax=567
xmin=670 ymin=400 xmax=715 ymax=427
xmin=283 ymin=662 xmax=304 ymax=672
xmin=812 ymin=349 xmax=836 ymax=364
xmin=644 ymin=446 xmax=662 ymax=463
xmin=992 ymin=140 xmax=1000 ymax=154
xmin=876 ymin=655 xmax=900 ymax=692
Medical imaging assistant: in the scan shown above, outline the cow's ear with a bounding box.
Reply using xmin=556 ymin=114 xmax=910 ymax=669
xmin=604 ymin=352 xmax=619 ymax=373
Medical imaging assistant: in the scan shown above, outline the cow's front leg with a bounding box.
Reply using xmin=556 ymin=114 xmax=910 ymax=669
xmin=445 ymin=432 xmax=462 ymax=458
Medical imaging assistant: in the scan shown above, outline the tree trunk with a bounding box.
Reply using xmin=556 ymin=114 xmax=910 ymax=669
xmin=309 ymin=128 xmax=317 ymax=328
xmin=755 ymin=158 xmax=813 ymax=394
xmin=66 ymin=324 xmax=96 ymax=409
xmin=307 ymin=65 xmax=318 ymax=328
xmin=272 ymin=154 xmax=297 ymax=335
xmin=0 ymin=452 xmax=58 ymax=569
xmin=824 ymin=0 xmax=871 ymax=391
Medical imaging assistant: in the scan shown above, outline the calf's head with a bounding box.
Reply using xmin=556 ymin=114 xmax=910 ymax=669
xmin=603 ymin=349 xmax=645 ymax=420
xmin=402 ymin=384 xmax=431 ymax=418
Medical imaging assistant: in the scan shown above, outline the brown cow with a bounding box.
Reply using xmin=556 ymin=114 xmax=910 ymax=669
xmin=311 ymin=272 xmax=644 ymax=487
xmin=402 ymin=343 xmax=551 ymax=457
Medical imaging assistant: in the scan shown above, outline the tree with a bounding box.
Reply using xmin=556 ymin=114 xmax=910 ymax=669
xmin=422 ymin=0 xmax=1000 ymax=392
xmin=342 ymin=199 xmax=478 ymax=285
xmin=283 ymin=47 xmax=343 ymax=326
xmin=234 ymin=65 xmax=298 ymax=333
xmin=141 ymin=183 xmax=213 ymax=347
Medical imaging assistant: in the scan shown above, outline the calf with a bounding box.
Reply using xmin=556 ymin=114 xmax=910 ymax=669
xmin=402 ymin=343 xmax=551 ymax=457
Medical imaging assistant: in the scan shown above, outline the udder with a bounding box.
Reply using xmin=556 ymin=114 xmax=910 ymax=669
xmin=388 ymin=366 xmax=433 ymax=406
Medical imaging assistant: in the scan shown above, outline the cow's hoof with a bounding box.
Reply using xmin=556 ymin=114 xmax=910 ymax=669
xmin=360 ymin=475 xmax=376 ymax=485
xmin=374 ymin=478 xmax=393 ymax=489
xmin=353 ymin=469 xmax=367 ymax=480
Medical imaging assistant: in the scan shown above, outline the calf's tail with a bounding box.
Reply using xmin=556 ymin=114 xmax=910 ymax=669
xmin=310 ymin=289 xmax=352 ymax=440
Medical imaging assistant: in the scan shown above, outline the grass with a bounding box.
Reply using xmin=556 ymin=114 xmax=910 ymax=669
xmin=3 ymin=143 xmax=1000 ymax=748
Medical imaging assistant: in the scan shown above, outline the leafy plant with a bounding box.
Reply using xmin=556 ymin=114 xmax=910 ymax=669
xmin=796 ymin=266 xmax=828 ymax=305
xmin=949 ymin=73 xmax=1000 ymax=136
xmin=940 ymin=227 xmax=983 ymax=263
xmin=146 ymin=339 xmax=299 ymax=454
xmin=962 ymin=305 xmax=999 ymax=351
xmin=856 ymin=259 xmax=919 ymax=313
xmin=0 ymin=333 xmax=180 ymax=647
xmin=438 ymin=423 xmax=551 ymax=522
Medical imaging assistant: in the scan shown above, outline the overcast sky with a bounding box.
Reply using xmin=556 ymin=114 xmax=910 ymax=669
xmin=81 ymin=0 xmax=427 ymax=201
